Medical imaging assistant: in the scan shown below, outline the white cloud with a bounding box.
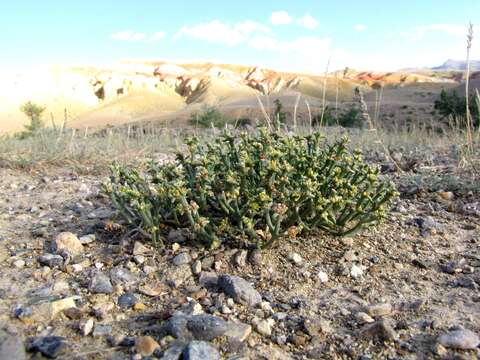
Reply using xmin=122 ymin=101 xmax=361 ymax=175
xmin=175 ymin=20 xmax=271 ymax=46
xmin=354 ymin=24 xmax=367 ymax=31
xmin=149 ymin=31 xmax=166 ymax=41
xmin=297 ymin=14 xmax=319 ymax=30
xmin=111 ymin=31 xmax=146 ymax=41
xmin=270 ymin=11 xmax=292 ymax=25
xmin=410 ymin=24 xmax=473 ymax=41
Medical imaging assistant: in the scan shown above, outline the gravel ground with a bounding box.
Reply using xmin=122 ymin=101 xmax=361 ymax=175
xmin=0 ymin=163 xmax=479 ymax=360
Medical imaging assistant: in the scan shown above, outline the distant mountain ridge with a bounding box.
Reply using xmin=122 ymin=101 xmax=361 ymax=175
xmin=432 ymin=59 xmax=480 ymax=71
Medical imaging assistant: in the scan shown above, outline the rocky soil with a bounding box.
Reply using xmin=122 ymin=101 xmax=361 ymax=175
xmin=0 ymin=162 xmax=479 ymax=359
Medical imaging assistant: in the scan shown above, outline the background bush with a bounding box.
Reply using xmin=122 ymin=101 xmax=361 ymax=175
xmin=434 ymin=89 xmax=479 ymax=127
xmin=189 ymin=106 xmax=231 ymax=128
xmin=18 ymin=101 xmax=46 ymax=138
xmin=103 ymin=129 xmax=398 ymax=249
xmin=312 ymin=105 xmax=362 ymax=128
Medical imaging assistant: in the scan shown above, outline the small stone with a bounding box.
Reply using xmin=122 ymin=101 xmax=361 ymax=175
xmin=138 ymin=283 xmax=166 ymax=297
xmin=432 ymin=343 xmax=448 ymax=356
xmin=218 ymin=304 xmax=230 ymax=314
xmin=110 ymin=266 xmax=136 ymax=286
xmin=366 ymin=303 xmax=392 ymax=317
xmin=161 ymin=341 xmax=186 ymax=359
xmin=29 ymin=297 xmax=77 ymax=322
xmin=288 ymin=334 xmax=307 ymax=346
xmin=89 ymin=272 xmax=113 ymax=294
xmin=187 ymin=315 xmax=229 ymax=341
xmin=52 ymin=232 xmax=83 ymax=255
xmin=260 ymin=301 xmax=273 ymax=314
xmin=437 ymin=329 xmax=480 ymax=350
xmin=63 ymin=307 xmax=83 ymax=320
xmin=164 ymin=264 xmax=193 ymax=288
xmin=343 ymin=250 xmax=357 ymax=262
xmin=71 ymin=264 xmax=83 ymax=273
xmin=438 ymin=191 xmax=454 ymax=201
xmin=92 ymin=324 xmax=112 ymax=337
xmin=133 ymin=303 xmax=147 ymax=311
xmin=117 ymin=293 xmax=138 ymax=309
xmin=173 ymin=252 xmax=191 ymax=266
xmin=168 ymin=229 xmax=186 ymax=243
xmin=133 ymin=255 xmax=145 ymax=265
xmin=132 ymin=241 xmax=150 ymax=256
xmin=224 ymin=322 xmax=252 ymax=342
xmin=78 ymin=234 xmax=95 ymax=245
xmin=13 ymin=260 xmax=25 ymax=269
xmin=135 ymin=336 xmax=160 ymax=357
xmin=198 ymin=272 xmax=219 ymax=288
xmin=172 ymin=243 xmax=181 ymax=252
xmin=288 ymin=252 xmax=302 ymax=265
xmin=317 ymin=271 xmax=329 ymax=283
xmin=355 ymin=312 xmax=375 ymax=324
xmin=79 ymin=318 xmax=94 ymax=336
xmin=359 ymin=319 xmax=397 ymax=341
xmin=249 ymin=250 xmax=262 ymax=266
xmin=217 ymin=275 xmax=261 ymax=307
xmin=192 ymin=260 xmax=202 ymax=275
xmin=253 ymin=318 xmax=274 ymax=337
xmin=38 ymin=254 xmax=63 ymax=268
xmin=350 ymin=264 xmax=364 ymax=278
xmin=182 ymin=341 xmax=220 ymax=360
xmin=26 ymin=336 xmax=67 ymax=358
xmin=234 ymin=250 xmax=248 ymax=267
xmin=412 ymin=258 xmax=431 ymax=269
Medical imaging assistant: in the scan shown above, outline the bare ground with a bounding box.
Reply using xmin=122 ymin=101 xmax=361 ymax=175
xmin=0 ymin=158 xmax=479 ymax=359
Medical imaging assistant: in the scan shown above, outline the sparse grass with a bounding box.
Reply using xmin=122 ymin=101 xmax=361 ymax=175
xmin=0 ymin=118 xmax=478 ymax=179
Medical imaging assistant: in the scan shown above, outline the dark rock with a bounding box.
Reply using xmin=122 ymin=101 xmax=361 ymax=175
xmin=38 ymin=254 xmax=64 ymax=268
xmin=26 ymin=336 xmax=67 ymax=359
xmin=117 ymin=293 xmax=138 ymax=309
xmin=160 ymin=341 xmax=187 ymax=360
xmin=412 ymin=258 xmax=431 ymax=269
xmin=63 ymin=307 xmax=83 ymax=320
xmin=217 ymin=275 xmax=261 ymax=307
xmin=92 ymin=324 xmax=112 ymax=337
xmin=187 ymin=315 xmax=228 ymax=341
xmin=358 ymin=320 xmax=397 ymax=342
xmin=89 ymin=271 xmax=113 ymax=294
xmin=182 ymin=341 xmax=220 ymax=360
xmin=167 ymin=229 xmax=186 ymax=244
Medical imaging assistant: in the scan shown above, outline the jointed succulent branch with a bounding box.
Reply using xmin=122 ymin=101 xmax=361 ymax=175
xmin=102 ymin=128 xmax=398 ymax=249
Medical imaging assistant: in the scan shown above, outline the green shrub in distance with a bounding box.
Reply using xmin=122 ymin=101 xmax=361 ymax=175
xmin=313 ymin=105 xmax=362 ymax=128
xmin=19 ymin=101 xmax=46 ymax=138
xmin=189 ymin=107 xmax=230 ymax=128
xmin=434 ymin=89 xmax=479 ymax=127
xmin=102 ymin=129 xmax=398 ymax=249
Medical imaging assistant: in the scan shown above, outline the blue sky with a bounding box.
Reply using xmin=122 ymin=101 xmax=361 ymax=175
xmin=1 ymin=0 xmax=479 ymax=73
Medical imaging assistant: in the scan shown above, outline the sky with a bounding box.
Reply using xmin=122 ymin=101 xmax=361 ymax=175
xmin=1 ymin=0 xmax=480 ymax=74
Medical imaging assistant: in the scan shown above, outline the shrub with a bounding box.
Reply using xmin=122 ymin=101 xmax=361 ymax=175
xmin=102 ymin=129 xmax=398 ymax=249
xmin=434 ymin=89 xmax=479 ymax=127
xmin=19 ymin=101 xmax=46 ymax=138
xmin=273 ymin=99 xmax=287 ymax=126
xmin=189 ymin=107 xmax=230 ymax=128
xmin=312 ymin=105 xmax=362 ymax=128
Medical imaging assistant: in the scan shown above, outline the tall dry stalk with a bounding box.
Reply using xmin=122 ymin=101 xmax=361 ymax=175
xmin=319 ymin=57 xmax=331 ymax=126
xmin=293 ymin=93 xmax=301 ymax=131
xmin=335 ymin=72 xmax=339 ymax=118
xmin=465 ymin=23 xmax=474 ymax=154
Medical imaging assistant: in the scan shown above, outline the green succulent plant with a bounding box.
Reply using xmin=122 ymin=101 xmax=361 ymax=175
xmin=102 ymin=128 xmax=398 ymax=249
